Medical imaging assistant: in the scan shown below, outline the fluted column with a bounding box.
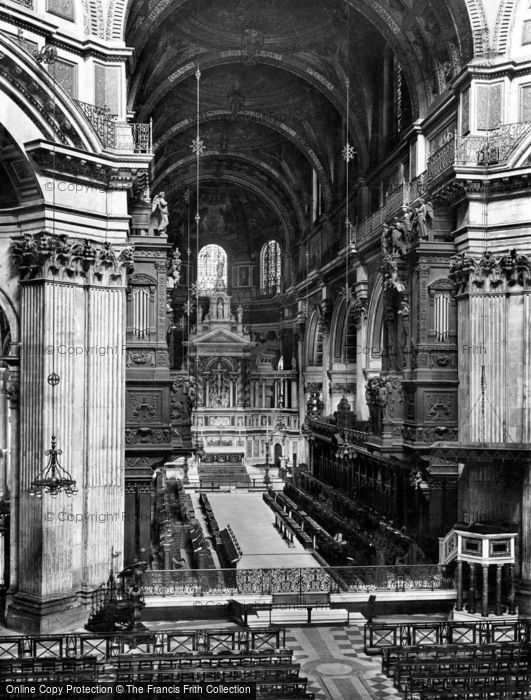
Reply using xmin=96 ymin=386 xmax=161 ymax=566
xmin=7 ymin=234 xmax=131 ymax=633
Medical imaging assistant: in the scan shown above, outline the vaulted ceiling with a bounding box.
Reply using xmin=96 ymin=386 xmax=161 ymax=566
xmin=126 ymin=0 xmax=472 ymax=253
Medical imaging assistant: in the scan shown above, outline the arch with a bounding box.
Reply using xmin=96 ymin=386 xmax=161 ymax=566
xmin=163 ymin=173 xmax=294 ymax=249
xmin=154 ymin=151 xmax=305 ymax=235
xmin=493 ymin=0 xmax=518 ymax=55
xmin=0 ymin=289 xmax=19 ymax=353
xmin=125 ymin=0 xmax=474 ymax=122
xmin=0 ymin=33 xmax=103 ymax=153
xmin=106 ymin=0 xmax=129 ymax=40
xmin=366 ymin=276 xmax=384 ymax=367
xmin=130 ymin=52 xmax=369 ymax=171
xmin=306 ymin=308 xmax=322 ymax=367
xmin=153 ymin=109 xmax=333 ymax=209
xmin=330 ymin=292 xmax=358 ymax=367
xmin=464 ymin=0 xmax=490 ymax=55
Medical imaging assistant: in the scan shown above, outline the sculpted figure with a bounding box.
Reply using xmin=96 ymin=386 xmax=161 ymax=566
xmin=150 ymin=191 xmax=169 ymax=235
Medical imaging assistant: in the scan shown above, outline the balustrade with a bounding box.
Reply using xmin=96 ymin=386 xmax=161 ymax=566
xmin=427 ymin=138 xmax=456 ymax=181
xmin=74 ymin=100 xmax=152 ymax=153
xmin=141 ymin=564 xmax=453 ymax=597
xmin=456 ymin=122 xmax=531 ymax=166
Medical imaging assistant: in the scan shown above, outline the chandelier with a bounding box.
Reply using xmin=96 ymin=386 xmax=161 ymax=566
xmin=29 ymin=432 xmax=78 ymax=498
xmin=335 ymin=441 xmax=356 ymax=460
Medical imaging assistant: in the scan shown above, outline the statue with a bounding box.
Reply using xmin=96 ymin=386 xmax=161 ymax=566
xmin=391 ymin=218 xmax=407 ymax=255
xmin=413 ymin=199 xmax=433 ymax=240
xmin=237 ymin=305 xmax=243 ymax=324
xmin=150 ymin=192 xmax=169 ymax=235
xmin=381 ymin=224 xmax=391 ymax=257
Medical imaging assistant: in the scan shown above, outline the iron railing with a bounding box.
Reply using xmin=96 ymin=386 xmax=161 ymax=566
xmin=74 ymin=100 xmax=152 ymax=153
xmin=427 ymin=137 xmax=456 ymax=181
xmin=0 ymin=626 xmax=285 ymax=660
xmin=142 ymin=565 xmax=453 ymax=598
xmin=384 ymin=182 xmax=408 ymax=218
xmin=455 ymin=122 xmax=531 ymax=166
xmin=74 ymin=100 xmax=116 ymax=148
xmin=364 ymin=618 xmax=531 ymax=654
xmin=409 ymin=170 xmax=427 ymax=200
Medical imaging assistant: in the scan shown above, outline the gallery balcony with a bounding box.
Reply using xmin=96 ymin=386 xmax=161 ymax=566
xmin=74 ymin=100 xmax=153 ymax=154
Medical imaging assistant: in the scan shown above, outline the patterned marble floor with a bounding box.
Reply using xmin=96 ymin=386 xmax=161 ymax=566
xmin=285 ymin=624 xmax=403 ymax=700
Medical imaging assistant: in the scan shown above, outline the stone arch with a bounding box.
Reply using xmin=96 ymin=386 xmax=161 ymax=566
xmin=464 ymin=0 xmax=490 ymax=55
xmin=330 ymin=292 xmax=357 ymax=367
xmin=0 ymin=290 xmax=19 ymax=356
xmin=164 ymin=173 xmax=294 ymax=250
xmin=107 ymin=0 xmax=129 ymax=40
xmin=0 ymin=33 xmax=102 ymax=153
xmin=131 ymin=52 xmax=369 ymax=171
xmin=493 ymin=0 xmax=518 ymax=54
xmin=154 ymin=109 xmax=333 ymax=211
xmin=306 ymin=308 xmax=323 ymax=367
xmin=366 ymin=276 xmax=384 ymax=370
xmin=154 ymin=151 xmax=305 ymax=236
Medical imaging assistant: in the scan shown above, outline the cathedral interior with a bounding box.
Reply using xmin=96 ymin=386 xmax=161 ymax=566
xmin=1 ymin=0 xmax=531 ymax=698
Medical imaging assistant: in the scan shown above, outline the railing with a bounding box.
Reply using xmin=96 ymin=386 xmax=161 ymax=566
xmin=142 ymin=565 xmax=453 ymax=597
xmin=409 ymin=170 xmax=427 ymax=200
xmin=384 ymin=182 xmax=408 ymax=218
xmin=0 ymin=626 xmax=285 ymax=660
xmin=181 ymin=480 xmax=269 ymax=491
xmin=455 ymin=122 xmax=531 ymax=166
xmin=357 ymin=207 xmax=385 ymax=245
xmin=308 ymin=417 xmax=371 ymax=444
xmin=438 ymin=528 xmax=458 ymax=565
xmin=74 ymin=100 xmax=152 ymax=153
xmin=364 ymin=619 xmax=531 ymax=654
xmin=75 ymin=100 xmax=116 ymax=148
xmin=427 ymin=137 xmax=456 ymax=182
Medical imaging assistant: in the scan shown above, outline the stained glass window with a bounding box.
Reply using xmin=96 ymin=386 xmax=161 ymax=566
xmin=197 ymin=244 xmax=227 ymax=294
xmin=260 ymin=240 xmax=281 ymax=294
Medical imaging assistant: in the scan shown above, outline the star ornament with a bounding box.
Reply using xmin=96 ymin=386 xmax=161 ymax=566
xmin=191 ymin=137 xmax=205 ymax=156
xmin=342 ymin=143 xmax=356 ymax=163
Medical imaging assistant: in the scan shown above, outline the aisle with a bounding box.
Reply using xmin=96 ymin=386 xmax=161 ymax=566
xmin=207 ymin=492 xmax=320 ymax=569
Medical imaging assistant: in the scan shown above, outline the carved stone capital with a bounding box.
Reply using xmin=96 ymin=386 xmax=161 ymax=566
xmin=11 ymin=233 xmax=134 ymax=287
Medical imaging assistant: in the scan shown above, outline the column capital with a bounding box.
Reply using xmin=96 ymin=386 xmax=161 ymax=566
xmin=11 ymin=233 xmax=134 ymax=288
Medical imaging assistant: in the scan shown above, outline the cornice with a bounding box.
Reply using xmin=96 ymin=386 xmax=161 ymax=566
xmin=0 ymin=9 xmax=132 ymax=61
xmin=26 ymin=140 xmax=151 ymax=187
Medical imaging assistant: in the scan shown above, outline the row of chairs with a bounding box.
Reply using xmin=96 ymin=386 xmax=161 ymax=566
xmin=382 ymin=641 xmax=529 ymax=676
xmin=0 ymin=644 xmax=314 ymax=698
xmin=404 ymin=671 xmax=531 ymax=700
xmin=115 ymin=649 xmax=294 ymax=670
xmin=379 ymin=641 xmax=531 ymax=700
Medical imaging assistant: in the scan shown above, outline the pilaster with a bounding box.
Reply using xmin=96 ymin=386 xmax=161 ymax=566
xmin=7 ymin=233 xmax=131 ymax=633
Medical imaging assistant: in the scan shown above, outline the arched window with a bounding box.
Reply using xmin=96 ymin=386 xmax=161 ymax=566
xmin=197 ymin=244 xmax=227 ymax=294
xmin=260 ymin=240 xmax=281 ymax=294
xmin=306 ymin=310 xmax=323 ymax=366
xmin=334 ymin=298 xmax=357 ymax=363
